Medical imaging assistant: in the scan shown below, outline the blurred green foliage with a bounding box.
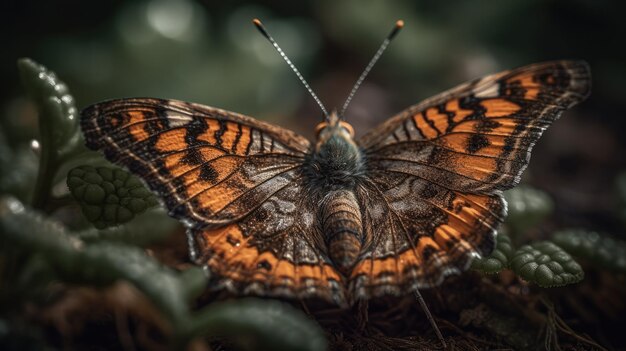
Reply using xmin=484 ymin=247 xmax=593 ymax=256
xmin=0 ymin=196 xmax=326 ymax=351
xmin=75 ymin=208 xmax=178 ymax=246
xmin=503 ymin=186 xmax=554 ymax=238
xmin=553 ymin=229 xmax=626 ymax=273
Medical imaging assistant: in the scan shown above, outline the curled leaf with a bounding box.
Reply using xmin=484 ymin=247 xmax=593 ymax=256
xmin=17 ymin=58 xmax=80 ymax=158
xmin=510 ymin=242 xmax=583 ymax=287
xmin=68 ymin=165 xmax=158 ymax=229
xmin=552 ymin=229 xmax=626 ymax=273
xmin=504 ymin=186 xmax=554 ymax=235
xmin=472 ymin=229 xmax=514 ymax=274
xmin=185 ymin=299 xmax=327 ymax=351
xmin=18 ymin=58 xmax=84 ymax=209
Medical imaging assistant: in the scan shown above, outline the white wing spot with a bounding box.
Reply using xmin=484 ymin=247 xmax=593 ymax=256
xmin=474 ymin=83 xmax=500 ymax=98
xmin=166 ymin=113 xmax=193 ymax=127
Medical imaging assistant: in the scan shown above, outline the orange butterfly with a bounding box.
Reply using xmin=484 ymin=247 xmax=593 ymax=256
xmin=81 ymin=20 xmax=590 ymax=313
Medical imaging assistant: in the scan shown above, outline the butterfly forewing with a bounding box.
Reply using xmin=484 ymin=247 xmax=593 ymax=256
xmin=351 ymin=60 xmax=590 ymax=298
xmin=81 ymin=98 xmax=310 ymax=225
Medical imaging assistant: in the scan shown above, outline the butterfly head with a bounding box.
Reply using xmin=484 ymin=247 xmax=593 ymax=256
xmin=315 ymin=110 xmax=355 ymax=146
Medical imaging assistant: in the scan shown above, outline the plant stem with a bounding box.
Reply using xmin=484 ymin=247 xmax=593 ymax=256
xmin=31 ymin=149 xmax=55 ymax=211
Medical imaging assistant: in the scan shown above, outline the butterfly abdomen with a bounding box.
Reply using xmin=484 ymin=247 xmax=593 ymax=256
xmin=321 ymin=190 xmax=363 ymax=275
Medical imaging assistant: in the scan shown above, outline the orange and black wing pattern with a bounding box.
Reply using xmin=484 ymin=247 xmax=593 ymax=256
xmin=81 ymin=98 xmax=345 ymax=304
xmin=352 ymin=61 xmax=591 ymax=298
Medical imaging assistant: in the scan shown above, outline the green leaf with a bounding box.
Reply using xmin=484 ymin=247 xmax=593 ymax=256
xmin=75 ymin=209 xmax=178 ymax=246
xmin=0 ymin=196 xmax=79 ymax=256
xmin=0 ymin=196 xmax=199 ymax=324
xmin=472 ymin=229 xmax=514 ymax=274
xmin=178 ymin=267 xmax=209 ymax=301
xmin=504 ymin=186 xmax=554 ymax=236
xmin=184 ymin=299 xmax=327 ymax=351
xmin=510 ymin=241 xmax=583 ymax=287
xmin=74 ymin=242 xmax=191 ymax=321
xmin=68 ymin=165 xmax=159 ymax=229
xmin=552 ymin=229 xmax=626 ymax=273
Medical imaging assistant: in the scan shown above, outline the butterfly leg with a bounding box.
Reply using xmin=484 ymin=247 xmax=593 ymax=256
xmin=414 ymin=289 xmax=447 ymax=349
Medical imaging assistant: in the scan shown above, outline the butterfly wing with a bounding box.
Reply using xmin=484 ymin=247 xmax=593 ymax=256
xmin=351 ymin=61 xmax=591 ymax=298
xmin=81 ymin=98 xmax=345 ymax=304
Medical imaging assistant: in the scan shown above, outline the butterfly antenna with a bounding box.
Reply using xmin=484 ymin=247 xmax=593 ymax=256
xmin=340 ymin=20 xmax=404 ymax=118
xmin=414 ymin=289 xmax=447 ymax=349
xmin=253 ymin=19 xmax=329 ymax=119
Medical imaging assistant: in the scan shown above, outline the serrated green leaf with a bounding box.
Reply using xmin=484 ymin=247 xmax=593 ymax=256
xmin=472 ymin=229 xmax=514 ymax=274
xmin=552 ymin=229 xmax=626 ymax=273
xmin=510 ymin=241 xmax=583 ymax=287
xmin=68 ymin=165 xmax=158 ymax=228
xmin=504 ymin=186 xmax=554 ymax=236
xmin=184 ymin=299 xmax=327 ymax=351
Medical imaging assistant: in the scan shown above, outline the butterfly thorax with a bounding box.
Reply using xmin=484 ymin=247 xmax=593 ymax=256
xmin=303 ymin=112 xmax=366 ymax=274
xmin=305 ymin=113 xmax=364 ymax=192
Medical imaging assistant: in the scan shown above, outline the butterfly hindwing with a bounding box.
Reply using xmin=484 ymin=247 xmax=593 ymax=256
xmin=189 ymin=182 xmax=346 ymax=305
xmin=350 ymin=173 xmax=505 ymax=298
xmin=351 ymin=61 xmax=591 ymax=297
xmin=81 ymin=98 xmax=346 ymax=303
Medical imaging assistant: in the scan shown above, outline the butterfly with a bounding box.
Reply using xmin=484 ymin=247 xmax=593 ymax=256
xmin=79 ymin=20 xmax=591 ymax=308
